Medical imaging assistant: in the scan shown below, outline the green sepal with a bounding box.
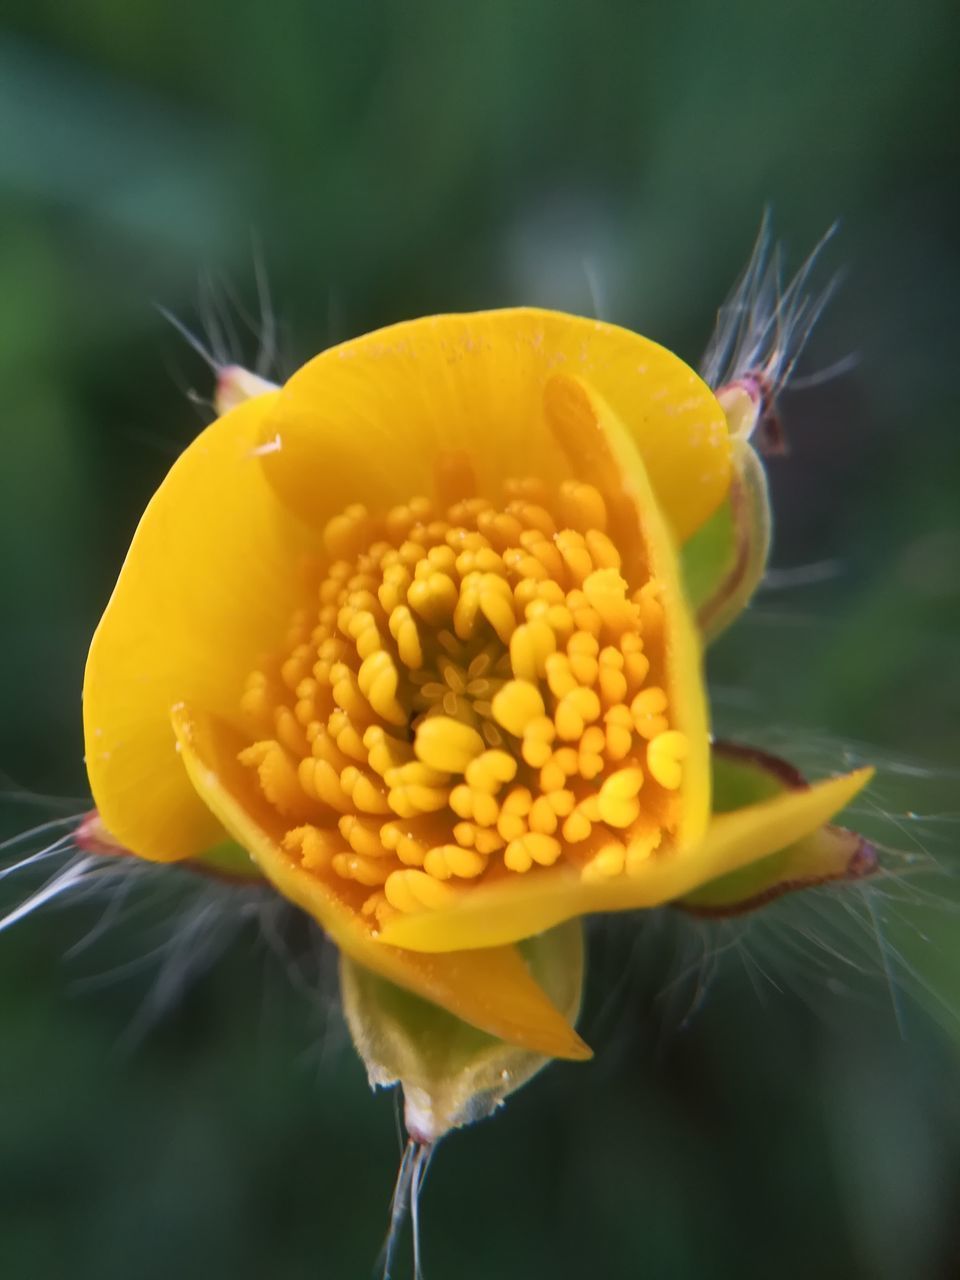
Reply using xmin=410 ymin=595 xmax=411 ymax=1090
xmin=189 ymin=838 xmax=266 ymax=882
xmin=339 ymin=920 xmax=585 ymax=1144
xmin=681 ymin=440 xmax=771 ymax=643
xmin=679 ymin=743 xmax=876 ymax=915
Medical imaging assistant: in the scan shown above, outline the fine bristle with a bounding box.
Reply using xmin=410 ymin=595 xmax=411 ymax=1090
xmin=700 ymin=212 xmax=844 ymax=397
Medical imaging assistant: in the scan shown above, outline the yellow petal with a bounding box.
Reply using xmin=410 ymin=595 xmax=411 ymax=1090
xmin=82 ymin=391 xmax=321 ymax=861
xmin=84 ymin=313 xmax=727 ymax=866
xmin=260 ymin=309 xmax=730 ymax=545
xmin=170 ymin=701 xmax=591 ymax=1061
xmin=379 ymin=766 xmax=874 ymax=952
xmin=542 ymin=371 xmax=711 ymax=851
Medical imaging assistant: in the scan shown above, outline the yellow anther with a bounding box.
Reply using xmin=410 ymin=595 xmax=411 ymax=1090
xmin=239 ymin=474 xmax=683 ymax=917
xmin=555 ymin=529 xmax=595 ymax=584
xmin=583 ymin=568 xmax=637 ymax=634
xmin=339 ymin=814 xmax=389 ymax=858
xmin=554 ymin=686 xmax=602 ymax=741
xmin=478 ymin=574 xmax=517 ymax=644
xmin=578 ymin=725 xmax=606 ymax=780
xmin=597 ymin=646 xmax=628 ymax=706
xmin=413 ymin=716 xmax=485 ymax=774
xmin=452 ymin=576 xmax=482 ymax=639
xmin=456 ymin=546 xmax=506 ymax=579
xmin=585 ymin=529 xmax=621 ymax=571
xmin=504 ymin=839 xmax=533 ymax=872
xmin=356 ymin=650 xmax=405 ymax=725
xmin=379 ymin=822 xmax=431 ymax=867
xmin=275 ymin=704 xmax=309 ymax=757
xmin=544 ymin=652 xmax=578 ymax=699
xmin=582 ymin=843 xmax=626 ymax=882
xmin=388 ymin=604 xmax=423 ymax=670
xmin=385 ymin=760 xmax=449 ymax=789
xmin=240 ymin=670 xmax=272 ymax=722
xmin=503 ymin=548 xmax=548 ymax=582
xmin=579 ymin=795 xmax=602 ymax=822
xmin=568 ymin=651 xmax=599 ymax=687
xmin=502 ymin=786 xmax=532 ymax=815
xmin=637 ymin=580 xmax=664 ymax=635
xmin=408 ymin=572 xmax=458 ymax=623
xmin=491 ymin=679 xmax=546 ymax=737
xmin=603 ymin=705 xmax=635 ymax=761
xmin=449 ymin=784 xmax=474 ymax=820
xmin=529 ymin=795 xmax=559 ymax=835
xmin=509 ymin=618 xmax=557 ymax=682
xmin=507 ymin=500 xmax=556 ymax=538
xmin=341 ymin=766 xmax=392 ymax=814
xmin=237 ymin=740 xmax=305 ymax=816
xmin=323 ymin=504 xmax=371 ymax=559
xmin=474 ymin=828 xmax=506 ymax=854
xmin=597 ymin=767 xmax=644 ymax=828
xmin=423 ymin=845 xmax=487 ymax=880
xmin=548 ymin=789 xmax=576 ymax=817
xmin=539 ymin=758 xmax=567 ymax=793
xmin=519 ymin=529 xmax=565 ymax=580
xmin=331 ymin=716 xmax=366 ymax=763
xmin=647 ymin=731 xmax=687 ymax=791
xmin=332 ymin=852 xmax=391 ymax=886
xmin=505 ymin=476 xmax=548 ymax=504
xmin=631 ymin=686 xmax=669 ymax=739
xmin=464 ymin=749 xmax=517 ymax=792
xmin=283 ymin=825 xmax=337 ymax=872
xmin=558 ymin=480 xmax=607 ymax=533
xmin=384 ymin=869 xmax=458 ymax=914
xmin=552 ymin=746 xmax=580 ymax=776
xmin=387 ymin=783 xmax=450 ymax=818
xmin=378 ymin=563 xmax=412 ymax=613
xmin=497 ymin=811 xmax=527 ymax=843
xmin=330 ymin=664 xmax=373 ymax=724
xmin=566 ymin=592 xmax=603 ymax=639
xmin=281 ymin=644 xmax=313 ymax=692
xmin=476 ymin=508 xmax=525 ymax=550
xmin=626 ymin=828 xmax=662 ymax=875
xmin=505 ymin=832 xmax=562 ymax=872
xmin=297 ymin=757 xmax=350 ymax=811
xmin=363 ymin=725 xmax=411 ymax=777
xmin=562 ymin=808 xmax=593 ymax=843
xmin=520 ymin=715 xmax=555 ymax=768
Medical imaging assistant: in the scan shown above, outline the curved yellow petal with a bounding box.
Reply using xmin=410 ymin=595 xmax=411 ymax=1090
xmin=542 ymin=371 xmax=710 ymax=850
xmin=260 ymin=309 xmax=730 ymax=545
xmin=83 ymin=391 xmax=319 ymax=862
xmin=170 ymin=702 xmax=590 ymax=1061
xmin=379 ymin=766 xmax=874 ymax=952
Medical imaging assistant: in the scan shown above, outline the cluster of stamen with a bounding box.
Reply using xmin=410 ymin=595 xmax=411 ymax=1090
xmin=237 ymin=465 xmax=686 ymax=928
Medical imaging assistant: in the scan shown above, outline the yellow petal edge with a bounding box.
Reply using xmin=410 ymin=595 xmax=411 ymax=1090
xmin=379 ymin=766 xmax=874 ymax=952
xmin=170 ymin=702 xmax=590 ymax=1062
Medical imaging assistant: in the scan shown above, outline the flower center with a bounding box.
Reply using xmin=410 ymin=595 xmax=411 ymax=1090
xmin=237 ymin=462 xmax=687 ymax=928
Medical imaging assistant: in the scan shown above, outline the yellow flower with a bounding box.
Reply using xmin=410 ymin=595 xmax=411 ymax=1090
xmin=82 ymin=308 xmax=872 ymax=1063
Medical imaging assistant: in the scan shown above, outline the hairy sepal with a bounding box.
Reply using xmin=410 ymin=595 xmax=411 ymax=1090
xmin=678 ymin=743 xmax=877 ymax=915
xmin=681 ymin=439 xmax=771 ymax=643
xmin=340 ymin=920 xmax=585 ymax=1145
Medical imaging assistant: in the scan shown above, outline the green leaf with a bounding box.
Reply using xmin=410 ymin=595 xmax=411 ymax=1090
xmin=679 ymin=743 xmax=876 ymax=914
xmin=339 ymin=920 xmax=586 ymax=1143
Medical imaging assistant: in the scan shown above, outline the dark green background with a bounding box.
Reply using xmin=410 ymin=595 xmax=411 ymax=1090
xmin=1 ymin=3 xmax=958 ymax=1277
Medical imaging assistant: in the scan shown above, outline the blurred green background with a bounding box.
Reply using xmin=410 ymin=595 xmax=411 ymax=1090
xmin=1 ymin=2 xmax=958 ymax=1276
